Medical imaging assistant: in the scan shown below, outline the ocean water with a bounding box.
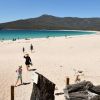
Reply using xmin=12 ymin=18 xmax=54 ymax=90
xmin=0 ymin=30 xmax=95 ymax=40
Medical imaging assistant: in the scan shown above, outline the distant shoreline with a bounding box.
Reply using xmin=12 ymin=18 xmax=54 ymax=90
xmin=0 ymin=29 xmax=98 ymax=32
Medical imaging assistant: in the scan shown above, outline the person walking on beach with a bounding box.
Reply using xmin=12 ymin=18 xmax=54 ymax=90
xmin=30 ymin=44 xmax=33 ymax=52
xmin=24 ymin=54 xmax=33 ymax=71
xmin=23 ymin=47 xmax=25 ymax=53
xmin=15 ymin=65 xmax=23 ymax=86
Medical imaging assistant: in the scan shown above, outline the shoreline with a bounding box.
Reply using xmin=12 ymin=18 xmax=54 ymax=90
xmin=0 ymin=30 xmax=98 ymax=42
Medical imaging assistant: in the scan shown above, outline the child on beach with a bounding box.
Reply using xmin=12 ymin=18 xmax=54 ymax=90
xmin=15 ymin=66 xmax=23 ymax=86
xmin=75 ymin=70 xmax=84 ymax=83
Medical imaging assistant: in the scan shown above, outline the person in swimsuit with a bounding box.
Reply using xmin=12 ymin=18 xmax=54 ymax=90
xmin=24 ymin=54 xmax=32 ymax=71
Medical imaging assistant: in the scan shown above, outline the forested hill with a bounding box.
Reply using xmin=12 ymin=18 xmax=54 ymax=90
xmin=0 ymin=14 xmax=100 ymax=31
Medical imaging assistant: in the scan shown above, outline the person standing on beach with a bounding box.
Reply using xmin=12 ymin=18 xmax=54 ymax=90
xmin=24 ymin=54 xmax=33 ymax=71
xmin=23 ymin=47 xmax=25 ymax=53
xmin=15 ymin=66 xmax=23 ymax=86
xmin=30 ymin=44 xmax=33 ymax=52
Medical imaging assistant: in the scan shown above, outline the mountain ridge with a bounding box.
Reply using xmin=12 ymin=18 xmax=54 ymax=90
xmin=0 ymin=14 xmax=100 ymax=31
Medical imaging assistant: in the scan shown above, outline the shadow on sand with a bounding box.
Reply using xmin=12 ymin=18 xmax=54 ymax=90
xmin=23 ymin=82 xmax=31 ymax=85
xmin=15 ymin=82 xmax=31 ymax=87
xmin=29 ymin=69 xmax=37 ymax=71
xmin=55 ymin=92 xmax=64 ymax=96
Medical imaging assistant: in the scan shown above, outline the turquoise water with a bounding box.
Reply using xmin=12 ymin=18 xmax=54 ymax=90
xmin=0 ymin=30 xmax=95 ymax=40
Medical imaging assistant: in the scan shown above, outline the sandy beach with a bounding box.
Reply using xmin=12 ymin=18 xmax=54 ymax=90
xmin=0 ymin=33 xmax=100 ymax=100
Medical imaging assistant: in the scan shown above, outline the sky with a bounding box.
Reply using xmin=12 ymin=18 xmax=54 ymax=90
xmin=0 ymin=0 xmax=100 ymax=23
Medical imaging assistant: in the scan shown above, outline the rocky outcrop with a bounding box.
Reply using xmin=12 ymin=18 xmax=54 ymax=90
xmin=64 ymin=81 xmax=100 ymax=100
xmin=30 ymin=73 xmax=55 ymax=100
xmin=90 ymin=95 xmax=100 ymax=100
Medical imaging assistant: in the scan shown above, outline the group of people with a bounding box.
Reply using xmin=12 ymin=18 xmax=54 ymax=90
xmin=15 ymin=53 xmax=33 ymax=87
xmin=23 ymin=44 xmax=34 ymax=53
xmin=15 ymin=44 xmax=34 ymax=86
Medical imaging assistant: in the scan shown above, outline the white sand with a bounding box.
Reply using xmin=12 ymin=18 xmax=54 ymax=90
xmin=0 ymin=33 xmax=100 ymax=100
